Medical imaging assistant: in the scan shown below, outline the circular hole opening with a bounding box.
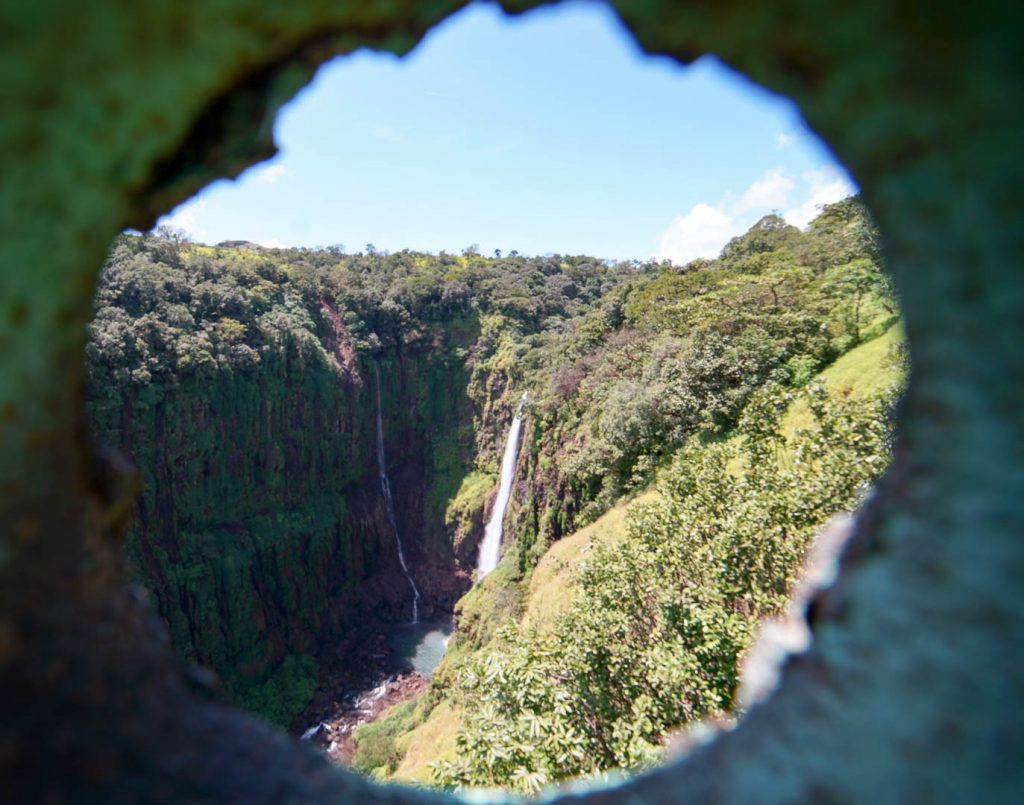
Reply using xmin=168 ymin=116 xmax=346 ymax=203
xmin=89 ymin=1 xmax=906 ymax=797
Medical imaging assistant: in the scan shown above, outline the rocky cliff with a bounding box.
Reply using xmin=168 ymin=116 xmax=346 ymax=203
xmin=87 ymin=256 xmax=480 ymax=724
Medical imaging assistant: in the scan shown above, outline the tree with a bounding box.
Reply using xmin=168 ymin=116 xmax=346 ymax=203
xmin=822 ymin=258 xmax=889 ymax=342
xmin=154 ymin=224 xmax=192 ymax=244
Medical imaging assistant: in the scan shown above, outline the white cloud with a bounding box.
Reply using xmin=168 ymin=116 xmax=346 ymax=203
xmin=257 ymin=237 xmax=285 ymax=249
xmin=657 ymin=203 xmax=740 ymax=265
xmin=775 ymin=131 xmax=795 ymax=149
xmin=736 ymin=167 xmax=794 ymax=213
xmin=249 ymin=162 xmax=292 ymax=185
xmin=783 ymin=167 xmax=857 ymax=229
xmin=656 ymin=164 xmax=857 ymax=265
xmin=156 ymin=196 xmax=208 ymax=241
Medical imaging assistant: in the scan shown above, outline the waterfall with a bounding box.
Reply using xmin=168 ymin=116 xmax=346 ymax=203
xmin=374 ymin=363 xmax=421 ymax=624
xmin=477 ymin=393 xmax=527 ymax=579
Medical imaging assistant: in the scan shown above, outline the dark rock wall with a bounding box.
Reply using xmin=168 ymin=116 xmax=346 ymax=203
xmin=88 ymin=327 xmax=475 ymax=717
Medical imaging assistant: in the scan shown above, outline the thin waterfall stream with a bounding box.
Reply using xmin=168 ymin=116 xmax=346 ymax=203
xmin=477 ymin=393 xmax=527 ymax=579
xmin=374 ymin=363 xmax=421 ymax=624
xmin=297 ymin=370 xmax=449 ymax=756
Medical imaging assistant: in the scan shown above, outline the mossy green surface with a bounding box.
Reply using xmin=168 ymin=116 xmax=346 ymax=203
xmin=87 ymin=283 xmax=482 ymax=724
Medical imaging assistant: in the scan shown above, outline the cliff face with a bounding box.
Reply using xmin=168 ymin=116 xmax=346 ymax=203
xmin=88 ymin=312 xmax=476 ymax=724
xmin=374 ymin=344 xmax=477 ymax=614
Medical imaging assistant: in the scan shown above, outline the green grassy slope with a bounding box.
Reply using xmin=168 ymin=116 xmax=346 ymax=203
xmin=521 ymin=490 xmax=659 ymax=632
xmin=783 ymin=323 xmax=903 ymax=435
xmin=392 ymin=701 xmax=463 ymax=783
xmin=390 ymin=495 xmax=653 ymax=784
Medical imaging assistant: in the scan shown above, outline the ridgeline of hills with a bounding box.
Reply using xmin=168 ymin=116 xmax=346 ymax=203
xmin=86 ymin=198 xmax=902 ymax=788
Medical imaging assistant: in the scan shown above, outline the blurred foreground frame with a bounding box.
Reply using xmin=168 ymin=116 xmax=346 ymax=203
xmin=1 ymin=0 xmax=1021 ymax=801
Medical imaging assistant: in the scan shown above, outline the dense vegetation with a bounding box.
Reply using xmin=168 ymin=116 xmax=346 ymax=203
xmin=86 ymin=197 xmax=898 ymax=759
xmin=511 ymin=201 xmax=893 ymax=548
xmin=433 ymin=380 xmax=900 ymax=792
xmin=85 ymin=229 xmax=651 ymax=725
xmin=339 ymin=198 xmax=901 ymax=789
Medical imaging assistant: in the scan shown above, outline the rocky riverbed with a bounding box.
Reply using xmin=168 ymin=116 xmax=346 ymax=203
xmin=296 ymin=617 xmax=452 ymax=765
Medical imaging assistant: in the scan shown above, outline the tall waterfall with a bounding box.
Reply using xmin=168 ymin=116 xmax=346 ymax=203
xmin=477 ymin=393 xmax=527 ymax=579
xmin=374 ymin=364 xmax=421 ymax=624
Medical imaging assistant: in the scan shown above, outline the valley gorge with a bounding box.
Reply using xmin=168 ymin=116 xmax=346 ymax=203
xmin=87 ymin=252 xmax=489 ymax=725
xmin=85 ymin=234 xmax=608 ymax=730
xmin=84 ymin=201 xmax=901 ymax=782
xmin=374 ymin=361 xmax=423 ymax=625
xmin=4 ymin=1 xmax=1020 ymax=801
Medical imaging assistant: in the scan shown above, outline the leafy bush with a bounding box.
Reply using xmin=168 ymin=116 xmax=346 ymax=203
xmin=236 ymin=654 xmax=318 ymax=729
xmin=785 ymin=353 xmax=820 ymax=387
xmin=434 ymin=382 xmax=897 ymax=793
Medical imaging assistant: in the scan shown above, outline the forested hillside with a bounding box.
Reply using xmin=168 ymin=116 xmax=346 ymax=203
xmin=86 ymin=197 xmax=899 ymax=762
xmin=343 ymin=198 xmax=902 ymax=789
xmin=424 ymin=345 xmax=902 ymax=791
xmin=86 ymin=233 xmax=647 ymax=724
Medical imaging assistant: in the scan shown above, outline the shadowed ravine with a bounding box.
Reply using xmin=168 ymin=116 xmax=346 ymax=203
xmin=293 ymin=365 xmax=457 ymax=768
xmin=298 ymin=390 xmax=528 ymax=769
xmin=375 ymin=362 xmax=421 ymax=624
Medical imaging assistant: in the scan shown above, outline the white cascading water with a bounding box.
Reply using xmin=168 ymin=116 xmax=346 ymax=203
xmin=374 ymin=364 xmax=421 ymax=624
xmin=476 ymin=393 xmax=527 ymax=579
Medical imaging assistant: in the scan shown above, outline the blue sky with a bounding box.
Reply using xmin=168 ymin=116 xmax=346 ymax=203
xmin=160 ymin=1 xmax=855 ymax=263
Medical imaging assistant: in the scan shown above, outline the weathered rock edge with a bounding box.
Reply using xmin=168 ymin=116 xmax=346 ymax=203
xmin=0 ymin=0 xmax=1021 ymax=802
